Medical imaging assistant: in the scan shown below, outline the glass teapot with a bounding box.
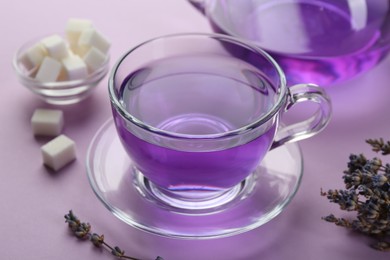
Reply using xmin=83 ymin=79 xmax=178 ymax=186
xmin=188 ymin=0 xmax=390 ymax=86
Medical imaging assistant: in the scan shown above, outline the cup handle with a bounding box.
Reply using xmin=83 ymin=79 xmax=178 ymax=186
xmin=187 ymin=0 xmax=206 ymax=13
xmin=270 ymin=83 xmax=332 ymax=150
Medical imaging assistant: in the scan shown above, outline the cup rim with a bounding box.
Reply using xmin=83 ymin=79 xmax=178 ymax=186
xmin=109 ymin=33 xmax=288 ymax=139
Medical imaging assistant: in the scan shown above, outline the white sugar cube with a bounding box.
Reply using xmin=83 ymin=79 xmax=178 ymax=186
xmin=83 ymin=47 xmax=107 ymax=72
xmin=19 ymin=43 xmax=47 ymax=71
xmin=71 ymin=44 xmax=88 ymax=57
xmin=35 ymin=57 xmax=62 ymax=82
xmin=62 ymin=55 xmax=88 ymax=80
xmin=41 ymin=34 xmax=69 ymax=60
xmin=41 ymin=135 xmax=76 ymax=171
xmin=65 ymin=18 xmax=93 ymax=48
xmin=78 ymin=28 xmax=110 ymax=55
xmin=31 ymin=108 xmax=64 ymax=136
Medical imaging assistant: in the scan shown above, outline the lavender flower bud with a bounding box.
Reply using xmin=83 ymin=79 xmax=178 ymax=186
xmin=323 ymin=214 xmax=337 ymax=223
xmin=372 ymin=175 xmax=388 ymax=187
xmin=111 ymin=246 xmax=125 ymax=257
xmin=74 ymin=222 xmax=91 ymax=239
xmin=91 ymin=233 xmax=104 ymax=247
xmin=372 ymin=241 xmax=390 ymax=251
xmin=67 ymin=220 xmax=80 ymax=231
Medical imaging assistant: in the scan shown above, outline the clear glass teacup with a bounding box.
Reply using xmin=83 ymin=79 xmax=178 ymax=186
xmin=109 ymin=33 xmax=332 ymax=213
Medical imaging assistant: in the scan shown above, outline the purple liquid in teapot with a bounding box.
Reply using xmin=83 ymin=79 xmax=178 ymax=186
xmin=206 ymin=0 xmax=390 ymax=85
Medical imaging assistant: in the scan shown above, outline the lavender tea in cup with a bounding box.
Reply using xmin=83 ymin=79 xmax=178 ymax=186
xmin=109 ymin=34 xmax=331 ymax=211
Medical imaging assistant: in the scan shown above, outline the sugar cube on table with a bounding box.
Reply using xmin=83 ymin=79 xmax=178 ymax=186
xmin=19 ymin=43 xmax=47 ymax=71
xmin=78 ymin=28 xmax=110 ymax=56
xmin=35 ymin=57 xmax=62 ymax=82
xmin=31 ymin=108 xmax=64 ymax=136
xmin=41 ymin=34 xmax=69 ymax=60
xmin=62 ymin=55 xmax=88 ymax=80
xmin=65 ymin=18 xmax=93 ymax=49
xmin=41 ymin=135 xmax=76 ymax=171
xmin=83 ymin=47 xmax=107 ymax=73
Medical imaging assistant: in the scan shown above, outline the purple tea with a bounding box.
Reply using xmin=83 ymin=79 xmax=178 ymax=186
xmin=204 ymin=0 xmax=390 ymax=85
xmin=113 ymin=55 xmax=278 ymax=191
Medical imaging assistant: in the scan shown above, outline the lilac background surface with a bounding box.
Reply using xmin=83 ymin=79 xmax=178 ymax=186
xmin=1 ymin=1 xmax=390 ymax=259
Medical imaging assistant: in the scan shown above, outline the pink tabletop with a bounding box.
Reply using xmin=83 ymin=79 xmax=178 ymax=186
xmin=2 ymin=1 xmax=390 ymax=259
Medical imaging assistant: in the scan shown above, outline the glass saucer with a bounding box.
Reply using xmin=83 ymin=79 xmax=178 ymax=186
xmin=86 ymin=119 xmax=303 ymax=239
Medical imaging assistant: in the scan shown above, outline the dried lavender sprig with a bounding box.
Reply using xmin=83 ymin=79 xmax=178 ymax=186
xmin=90 ymin=233 xmax=138 ymax=260
xmin=367 ymin=138 xmax=390 ymax=155
xmin=372 ymin=241 xmax=390 ymax=251
xmin=321 ymin=138 xmax=390 ymax=251
xmin=65 ymin=210 xmax=164 ymax=260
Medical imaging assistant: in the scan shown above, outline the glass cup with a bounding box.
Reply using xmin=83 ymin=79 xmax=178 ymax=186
xmin=108 ymin=33 xmax=331 ymax=212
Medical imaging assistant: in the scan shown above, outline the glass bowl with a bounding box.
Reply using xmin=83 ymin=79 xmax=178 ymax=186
xmin=13 ymin=36 xmax=109 ymax=105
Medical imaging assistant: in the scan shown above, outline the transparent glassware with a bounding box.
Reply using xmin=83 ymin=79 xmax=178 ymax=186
xmin=188 ymin=0 xmax=390 ymax=86
xmin=13 ymin=35 xmax=109 ymax=105
xmin=87 ymin=119 xmax=304 ymax=238
xmin=87 ymin=33 xmax=331 ymax=238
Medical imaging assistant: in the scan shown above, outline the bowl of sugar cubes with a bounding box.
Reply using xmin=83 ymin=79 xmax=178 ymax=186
xmin=13 ymin=18 xmax=110 ymax=105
